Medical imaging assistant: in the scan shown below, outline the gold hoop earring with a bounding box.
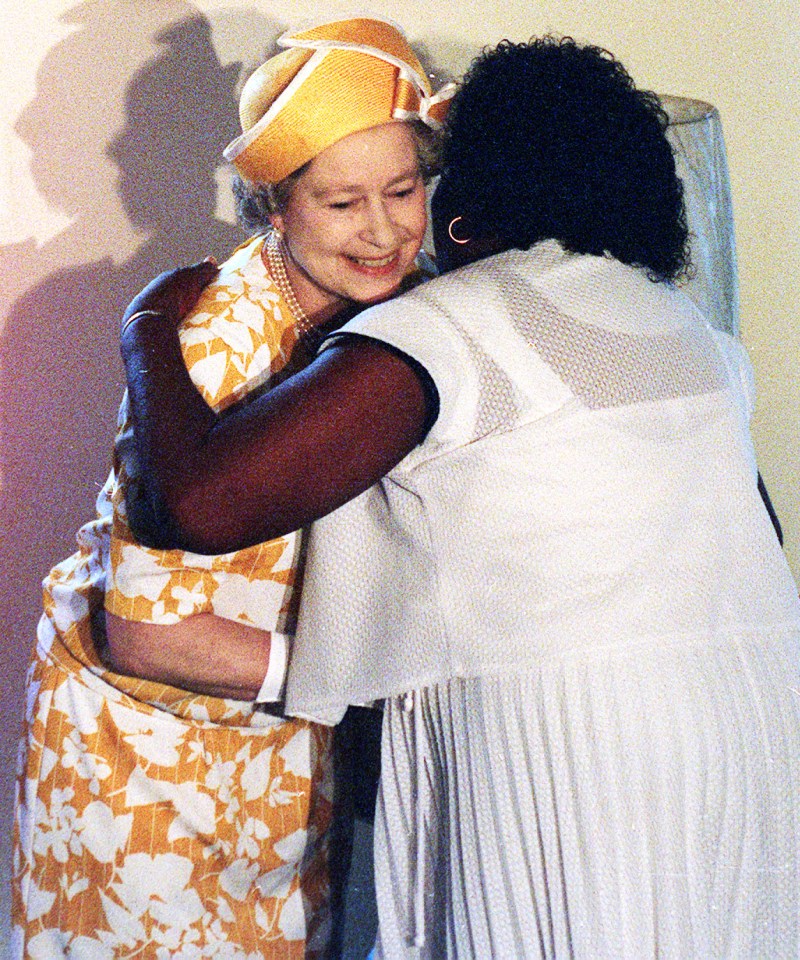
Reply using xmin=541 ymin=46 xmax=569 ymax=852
xmin=447 ymin=216 xmax=471 ymax=245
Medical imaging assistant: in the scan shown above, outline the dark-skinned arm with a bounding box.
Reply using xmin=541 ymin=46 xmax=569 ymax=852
xmin=121 ymin=262 xmax=430 ymax=555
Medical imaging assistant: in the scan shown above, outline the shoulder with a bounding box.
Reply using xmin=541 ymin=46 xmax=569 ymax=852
xmin=349 ymin=248 xmax=519 ymax=332
xmin=332 ymin=245 xmax=578 ymax=381
xmin=183 ymin=235 xmax=271 ymax=317
xmin=708 ymin=327 xmax=756 ymax=411
xmin=177 ymin=234 xmax=285 ymax=344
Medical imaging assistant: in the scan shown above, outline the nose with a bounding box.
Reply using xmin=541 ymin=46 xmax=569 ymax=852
xmin=361 ymin=198 xmax=402 ymax=248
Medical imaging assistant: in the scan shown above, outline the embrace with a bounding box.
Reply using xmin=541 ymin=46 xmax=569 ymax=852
xmin=14 ymin=15 xmax=800 ymax=960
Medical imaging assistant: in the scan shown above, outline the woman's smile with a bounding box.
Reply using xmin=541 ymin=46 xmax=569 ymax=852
xmin=345 ymin=251 xmax=401 ymax=273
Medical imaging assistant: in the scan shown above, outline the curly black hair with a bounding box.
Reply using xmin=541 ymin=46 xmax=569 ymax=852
xmin=440 ymin=37 xmax=690 ymax=282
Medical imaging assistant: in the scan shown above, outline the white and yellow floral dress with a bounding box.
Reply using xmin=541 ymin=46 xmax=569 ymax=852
xmin=12 ymin=235 xmax=333 ymax=960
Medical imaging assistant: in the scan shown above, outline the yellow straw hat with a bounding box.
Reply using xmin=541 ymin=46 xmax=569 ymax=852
xmin=224 ymin=16 xmax=456 ymax=184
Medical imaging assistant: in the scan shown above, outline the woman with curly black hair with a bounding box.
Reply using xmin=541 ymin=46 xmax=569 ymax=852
xmin=119 ymin=36 xmax=800 ymax=958
xmin=433 ymin=36 xmax=690 ymax=282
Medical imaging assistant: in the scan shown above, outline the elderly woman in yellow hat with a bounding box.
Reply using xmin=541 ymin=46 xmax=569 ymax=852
xmin=12 ymin=16 xmax=451 ymax=959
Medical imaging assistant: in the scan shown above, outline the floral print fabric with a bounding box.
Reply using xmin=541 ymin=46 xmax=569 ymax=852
xmin=13 ymin=596 xmax=331 ymax=960
xmin=12 ymin=235 xmax=333 ymax=958
xmin=107 ymin=235 xmax=303 ymax=629
xmin=14 ymin=614 xmax=333 ymax=959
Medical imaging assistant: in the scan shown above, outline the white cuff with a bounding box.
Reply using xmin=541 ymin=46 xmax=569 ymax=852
xmin=255 ymin=632 xmax=290 ymax=702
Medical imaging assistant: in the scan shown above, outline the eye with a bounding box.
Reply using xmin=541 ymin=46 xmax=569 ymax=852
xmin=328 ymin=200 xmax=354 ymax=210
xmin=389 ymin=180 xmax=422 ymax=202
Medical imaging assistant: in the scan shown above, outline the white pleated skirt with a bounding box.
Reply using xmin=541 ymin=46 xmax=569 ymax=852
xmin=372 ymin=631 xmax=800 ymax=959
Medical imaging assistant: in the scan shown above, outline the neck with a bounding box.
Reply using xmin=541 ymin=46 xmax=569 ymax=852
xmin=263 ymin=231 xmax=349 ymax=335
xmin=286 ymin=260 xmax=349 ymax=325
xmin=266 ymin=231 xmax=350 ymax=328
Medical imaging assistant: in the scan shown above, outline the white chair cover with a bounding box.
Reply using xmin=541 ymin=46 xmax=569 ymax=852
xmin=663 ymin=95 xmax=739 ymax=336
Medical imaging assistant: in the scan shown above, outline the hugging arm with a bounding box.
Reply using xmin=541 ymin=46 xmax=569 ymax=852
xmin=121 ymin=263 xmax=431 ymax=555
xmin=104 ymin=612 xmax=275 ymax=700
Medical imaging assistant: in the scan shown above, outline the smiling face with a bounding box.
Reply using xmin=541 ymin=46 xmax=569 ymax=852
xmin=271 ymin=122 xmax=427 ymax=319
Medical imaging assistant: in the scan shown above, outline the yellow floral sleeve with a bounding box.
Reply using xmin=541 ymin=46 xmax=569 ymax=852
xmin=105 ymin=235 xmax=305 ymax=629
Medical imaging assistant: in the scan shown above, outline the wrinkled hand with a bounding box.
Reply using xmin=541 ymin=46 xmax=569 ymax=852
xmin=122 ymin=258 xmax=220 ymax=331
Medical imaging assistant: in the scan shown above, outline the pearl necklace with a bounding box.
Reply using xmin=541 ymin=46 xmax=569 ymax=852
xmin=264 ymin=230 xmax=315 ymax=338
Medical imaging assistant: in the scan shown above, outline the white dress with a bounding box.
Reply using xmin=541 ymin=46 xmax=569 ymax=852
xmin=286 ymin=243 xmax=800 ymax=958
xmin=373 ymin=642 xmax=800 ymax=958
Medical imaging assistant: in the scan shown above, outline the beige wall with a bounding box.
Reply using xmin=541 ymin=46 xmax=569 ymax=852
xmin=2 ymin=1 xmax=797 ymax=950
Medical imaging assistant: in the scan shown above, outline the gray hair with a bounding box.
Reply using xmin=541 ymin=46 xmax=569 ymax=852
xmin=233 ymin=119 xmax=443 ymax=234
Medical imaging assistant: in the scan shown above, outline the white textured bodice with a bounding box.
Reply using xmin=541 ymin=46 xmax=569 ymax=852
xmin=286 ymin=242 xmax=799 ymax=724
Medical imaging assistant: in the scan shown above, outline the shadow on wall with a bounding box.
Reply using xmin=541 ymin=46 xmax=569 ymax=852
xmin=0 ymin=0 xmax=281 ymax=938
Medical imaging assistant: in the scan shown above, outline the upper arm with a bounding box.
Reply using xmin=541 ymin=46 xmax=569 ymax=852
xmin=170 ymin=338 xmax=432 ymax=553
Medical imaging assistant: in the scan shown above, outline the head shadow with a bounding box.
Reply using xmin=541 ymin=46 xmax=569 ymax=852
xmin=0 ymin=0 xmax=280 ymax=701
